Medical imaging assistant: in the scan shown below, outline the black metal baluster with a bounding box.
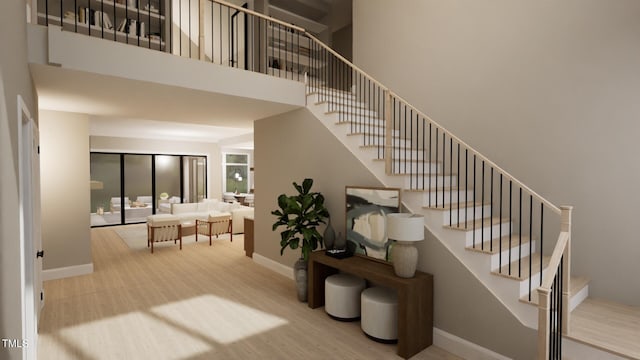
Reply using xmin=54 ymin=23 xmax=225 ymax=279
xmin=481 ymin=160 xmax=485 ymax=250
xmin=188 ymin=0 xmax=191 ymax=57
xmin=449 ymin=137 xmax=453 ymax=222
xmin=499 ymin=174 xmax=503 ymax=273
xmin=473 ymin=154 xmax=476 ymax=247
xmin=442 ymin=132 xmax=446 ymax=208
xmin=490 ymin=168 xmax=494 ymax=252
xmin=219 ymin=4 xmax=223 ymax=64
xmin=529 ymin=194 xmax=533 ymax=301
xmin=101 ymin=0 xmax=105 ymax=39
xmin=465 ymin=149 xmax=468 ymax=228
xmin=509 ymin=181 xmax=513 ymax=275
xmin=422 ymin=116 xmax=426 ymax=191
xmin=429 ymin=123 xmax=432 ymax=202
xmin=435 ymin=128 xmax=438 ymax=207
xmin=540 ymin=204 xmax=544 ymax=286
xmin=409 ymin=108 xmax=413 ymax=189
xmin=457 ymin=143 xmax=460 ymax=227
xmin=519 ymin=187 xmax=522 ymax=278
xmin=404 ymin=105 xmax=407 ymax=176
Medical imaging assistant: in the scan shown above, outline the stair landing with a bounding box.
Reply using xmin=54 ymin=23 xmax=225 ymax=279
xmin=568 ymin=298 xmax=640 ymax=359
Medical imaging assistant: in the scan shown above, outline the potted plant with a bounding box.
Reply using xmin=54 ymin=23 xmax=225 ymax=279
xmin=272 ymin=178 xmax=329 ymax=301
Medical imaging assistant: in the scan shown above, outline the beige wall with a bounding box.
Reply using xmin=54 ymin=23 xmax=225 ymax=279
xmin=91 ymin=136 xmax=224 ymax=201
xmin=254 ymin=107 xmax=536 ymax=358
xmin=353 ymin=0 xmax=640 ymax=306
xmin=0 ymin=0 xmax=38 ymax=357
xmin=40 ymin=110 xmax=92 ymax=271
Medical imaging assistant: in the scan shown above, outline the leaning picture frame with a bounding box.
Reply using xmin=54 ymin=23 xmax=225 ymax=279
xmin=345 ymin=186 xmax=401 ymax=261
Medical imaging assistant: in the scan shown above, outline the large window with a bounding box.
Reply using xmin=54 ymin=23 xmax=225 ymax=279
xmin=223 ymin=153 xmax=249 ymax=193
xmin=90 ymin=152 xmax=207 ymax=227
xmin=90 ymin=153 xmax=122 ymax=226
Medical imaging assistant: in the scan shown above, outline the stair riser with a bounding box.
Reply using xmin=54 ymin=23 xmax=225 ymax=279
xmin=355 ymin=136 xmax=410 ymax=147
xmin=440 ymin=204 xmax=491 ymax=225
xmin=423 ymin=190 xmax=474 ymax=206
xmin=325 ymin=104 xmax=378 ymax=117
xmin=344 ymin=125 xmax=399 ymax=137
xmin=307 ymin=90 xmax=357 ymax=102
xmin=389 ymin=148 xmax=429 ymax=160
xmin=404 ymin=174 xmax=457 ymax=190
xmin=463 ymin=222 xmax=511 ymax=245
xmin=489 ymin=240 xmax=536 ymax=271
xmin=519 ymin=273 xmax=541 ymax=297
xmin=390 ymin=161 xmax=441 ymax=175
xmin=315 ymin=98 xmax=362 ymax=108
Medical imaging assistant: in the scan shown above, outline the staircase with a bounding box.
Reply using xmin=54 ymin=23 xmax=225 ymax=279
xmin=305 ymin=86 xmax=590 ymax=331
xmin=34 ymin=0 xmax=589 ymax=356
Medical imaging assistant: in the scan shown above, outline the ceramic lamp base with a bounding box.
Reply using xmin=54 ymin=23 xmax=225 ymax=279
xmin=392 ymin=241 xmax=418 ymax=278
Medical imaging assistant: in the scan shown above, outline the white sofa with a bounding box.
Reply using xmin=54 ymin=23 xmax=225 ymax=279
xmin=158 ymin=196 xmax=181 ymax=213
xmin=171 ymin=199 xmax=254 ymax=234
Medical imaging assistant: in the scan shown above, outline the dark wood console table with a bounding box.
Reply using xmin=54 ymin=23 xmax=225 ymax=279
xmin=308 ymin=251 xmax=433 ymax=359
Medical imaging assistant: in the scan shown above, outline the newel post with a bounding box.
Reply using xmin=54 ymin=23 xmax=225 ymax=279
xmin=384 ymin=91 xmax=392 ymax=174
xmin=560 ymin=205 xmax=573 ymax=335
xmin=537 ymin=287 xmax=551 ymax=360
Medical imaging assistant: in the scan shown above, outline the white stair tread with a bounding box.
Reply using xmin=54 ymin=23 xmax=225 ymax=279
xmin=424 ymin=201 xmax=483 ymax=211
xmin=445 ymin=217 xmax=508 ymax=231
xmin=491 ymin=252 xmax=550 ymax=281
xmin=466 ymin=234 xmax=532 ymax=255
xmin=519 ymin=276 xmax=590 ymax=306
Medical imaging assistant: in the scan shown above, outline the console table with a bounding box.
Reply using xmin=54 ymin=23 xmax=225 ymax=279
xmin=308 ymin=251 xmax=433 ymax=359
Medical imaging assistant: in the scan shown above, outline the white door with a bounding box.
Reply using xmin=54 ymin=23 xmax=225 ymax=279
xmin=19 ymin=96 xmax=41 ymax=360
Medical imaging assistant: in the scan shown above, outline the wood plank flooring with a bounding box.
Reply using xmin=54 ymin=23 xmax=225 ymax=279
xmin=38 ymin=226 xmax=460 ymax=360
xmin=569 ymin=298 xmax=640 ymax=359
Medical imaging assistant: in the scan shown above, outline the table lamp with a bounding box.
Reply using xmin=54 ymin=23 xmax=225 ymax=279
xmin=387 ymin=213 xmax=424 ymax=278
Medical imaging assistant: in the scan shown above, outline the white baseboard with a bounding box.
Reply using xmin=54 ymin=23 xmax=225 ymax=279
xmin=42 ymin=263 xmax=94 ymax=281
xmin=434 ymin=328 xmax=512 ymax=360
xmin=252 ymin=253 xmax=293 ymax=280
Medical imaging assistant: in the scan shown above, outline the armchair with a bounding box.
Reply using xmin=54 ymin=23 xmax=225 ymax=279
xmin=196 ymin=213 xmax=233 ymax=245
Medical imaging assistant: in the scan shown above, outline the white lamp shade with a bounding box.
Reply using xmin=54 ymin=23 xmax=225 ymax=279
xmin=387 ymin=213 xmax=424 ymax=242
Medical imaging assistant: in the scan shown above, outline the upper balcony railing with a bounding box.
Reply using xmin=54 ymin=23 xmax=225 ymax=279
xmin=33 ymin=1 xmax=571 ymax=357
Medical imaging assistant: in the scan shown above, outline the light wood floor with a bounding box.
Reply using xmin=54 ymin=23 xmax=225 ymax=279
xmin=569 ymin=298 xmax=640 ymax=359
xmin=38 ymin=226 xmax=460 ymax=360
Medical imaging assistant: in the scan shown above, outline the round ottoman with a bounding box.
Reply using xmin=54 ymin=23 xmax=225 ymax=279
xmin=324 ymin=273 xmax=366 ymax=320
xmin=361 ymin=287 xmax=398 ymax=342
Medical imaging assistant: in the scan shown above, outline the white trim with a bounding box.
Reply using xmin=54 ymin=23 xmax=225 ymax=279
xmin=252 ymin=253 xmax=293 ymax=280
xmin=433 ymin=328 xmax=512 ymax=360
xmin=42 ymin=263 xmax=94 ymax=281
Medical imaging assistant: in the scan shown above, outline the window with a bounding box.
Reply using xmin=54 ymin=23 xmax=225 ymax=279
xmin=90 ymin=152 xmax=207 ymax=227
xmin=223 ymin=153 xmax=249 ymax=193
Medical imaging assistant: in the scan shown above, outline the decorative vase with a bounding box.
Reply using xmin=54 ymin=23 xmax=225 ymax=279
xmin=293 ymin=258 xmax=308 ymax=302
xmin=392 ymin=241 xmax=418 ymax=278
xmin=334 ymin=232 xmax=346 ymax=251
xmin=323 ymin=218 xmax=336 ymax=250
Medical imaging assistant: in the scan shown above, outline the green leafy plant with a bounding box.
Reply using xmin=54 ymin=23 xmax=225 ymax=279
xmin=272 ymin=178 xmax=330 ymax=262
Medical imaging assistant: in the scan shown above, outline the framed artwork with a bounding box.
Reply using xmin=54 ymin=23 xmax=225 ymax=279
xmin=345 ymin=186 xmax=401 ymax=261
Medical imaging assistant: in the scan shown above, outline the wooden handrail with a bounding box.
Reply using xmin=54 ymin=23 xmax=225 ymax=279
xmin=210 ymin=0 xmax=306 ymax=32
xmin=539 ymin=232 xmax=569 ymax=290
